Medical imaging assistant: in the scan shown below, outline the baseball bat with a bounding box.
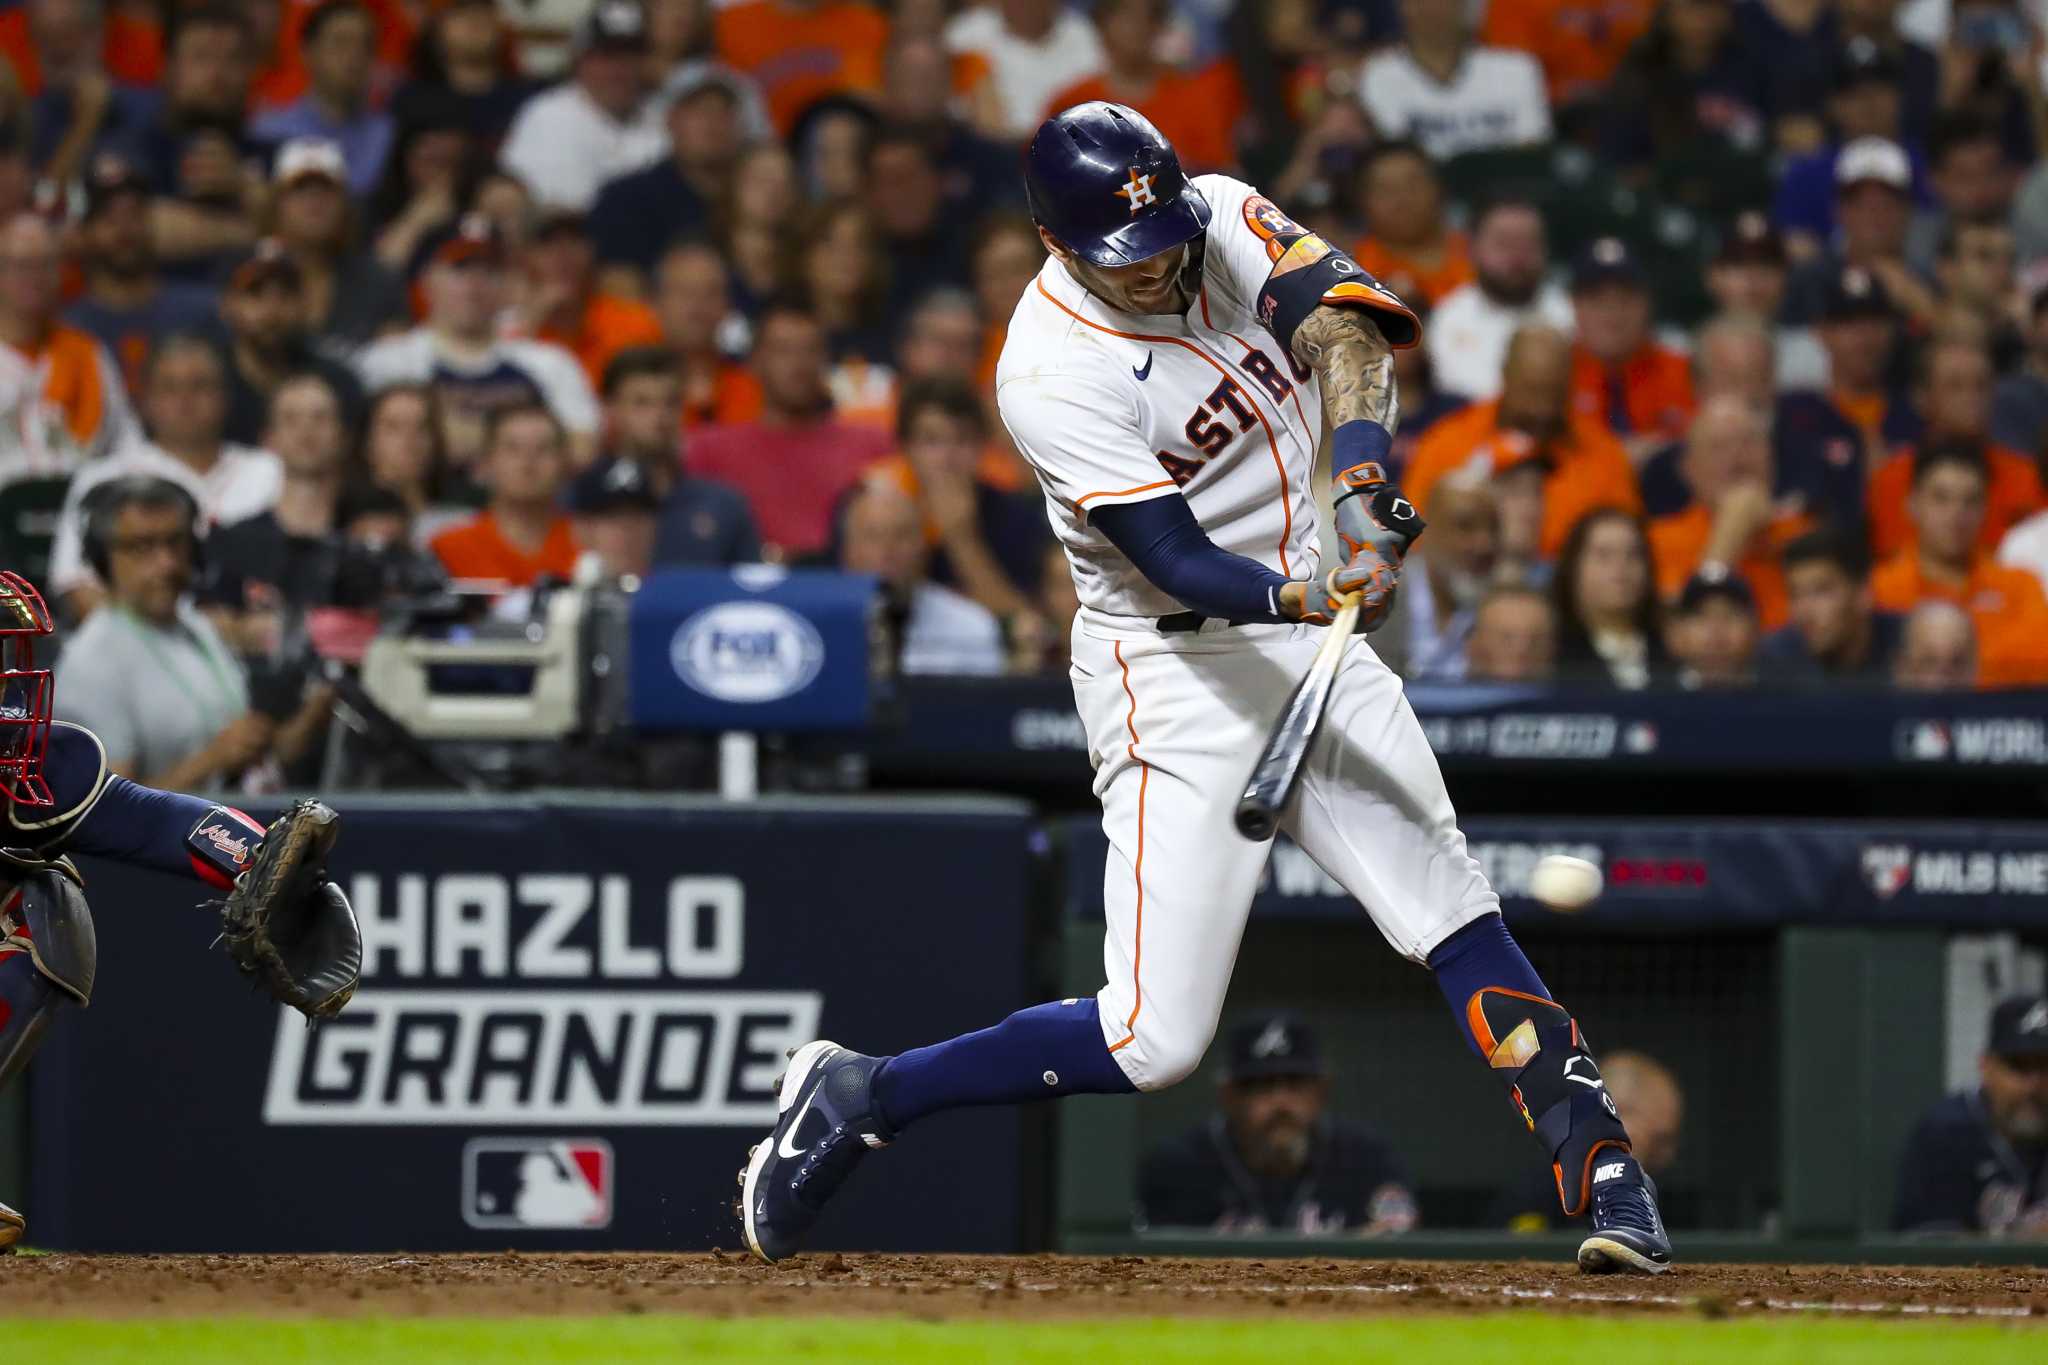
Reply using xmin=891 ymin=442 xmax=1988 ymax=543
xmin=1234 ymin=592 xmax=1363 ymax=841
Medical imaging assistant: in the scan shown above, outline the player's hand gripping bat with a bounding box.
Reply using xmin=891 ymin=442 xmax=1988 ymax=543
xmin=1234 ymin=590 xmax=1363 ymax=840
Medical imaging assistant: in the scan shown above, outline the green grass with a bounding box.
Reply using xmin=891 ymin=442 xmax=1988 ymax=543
xmin=8 ymin=1314 xmax=2036 ymax=1364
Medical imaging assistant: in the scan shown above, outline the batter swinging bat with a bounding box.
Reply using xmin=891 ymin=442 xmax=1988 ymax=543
xmin=1234 ymin=592 xmax=1363 ymax=840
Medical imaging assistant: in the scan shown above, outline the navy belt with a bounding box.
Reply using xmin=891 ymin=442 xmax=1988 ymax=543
xmin=1156 ymin=612 xmax=1245 ymax=633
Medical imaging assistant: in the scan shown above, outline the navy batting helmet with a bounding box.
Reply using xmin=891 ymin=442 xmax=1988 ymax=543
xmin=1024 ymin=102 xmax=1210 ymax=268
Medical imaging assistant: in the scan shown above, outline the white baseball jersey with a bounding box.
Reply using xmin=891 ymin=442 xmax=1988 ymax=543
xmin=998 ymin=175 xmax=1499 ymax=1094
xmin=997 ymin=174 xmax=1338 ymax=621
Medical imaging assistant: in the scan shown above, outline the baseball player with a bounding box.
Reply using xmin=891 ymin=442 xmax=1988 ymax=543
xmin=0 ymin=572 xmax=360 ymax=1250
xmin=740 ymin=103 xmax=1671 ymax=1274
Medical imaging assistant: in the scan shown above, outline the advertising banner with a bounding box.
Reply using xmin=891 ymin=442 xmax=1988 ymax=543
xmin=30 ymin=796 xmax=1038 ymax=1253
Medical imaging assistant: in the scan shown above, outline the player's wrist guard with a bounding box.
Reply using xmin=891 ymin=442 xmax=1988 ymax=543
xmin=1467 ymin=987 xmax=1634 ymax=1216
xmin=1332 ymin=462 xmax=1425 ymax=562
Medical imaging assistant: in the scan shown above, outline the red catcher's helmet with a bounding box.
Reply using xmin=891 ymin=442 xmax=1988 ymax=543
xmin=0 ymin=571 xmax=54 ymax=806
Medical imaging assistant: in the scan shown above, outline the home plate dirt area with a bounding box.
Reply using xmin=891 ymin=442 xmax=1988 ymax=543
xmin=2 ymin=1252 xmax=2044 ymax=1323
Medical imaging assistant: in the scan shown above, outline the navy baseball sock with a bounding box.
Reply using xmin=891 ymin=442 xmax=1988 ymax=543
xmin=1427 ymin=913 xmax=1553 ymax=1055
xmin=871 ymin=997 xmax=1136 ymax=1130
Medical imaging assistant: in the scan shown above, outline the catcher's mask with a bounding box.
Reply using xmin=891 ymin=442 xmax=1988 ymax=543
xmin=0 ymin=571 xmax=54 ymax=806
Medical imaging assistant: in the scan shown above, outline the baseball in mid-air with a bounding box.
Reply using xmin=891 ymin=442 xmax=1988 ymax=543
xmin=1531 ymin=855 xmax=1603 ymax=912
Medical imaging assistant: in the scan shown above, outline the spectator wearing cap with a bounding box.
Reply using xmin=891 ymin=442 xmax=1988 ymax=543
xmin=1466 ymin=585 xmax=1559 ymax=684
xmin=1043 ymin=0 xmax=1245 ymax=173
xmin=1871 ymin=443 xmax=2048 ymax=686
xmin=1776 ymin=41 xmax=1933 ymax=255
xmin=689 ymin=302 xmax=891 ymax=558
xmin=1137 ymin=1013 xmax=1417 ymax=1236
xmin=1649 ymin=395 xmax=1818 ymax=630
xmin=874 ymin=33 xmax=1021 ymax=217
xmin=1409 ymin=326 xmax=1640 ymax=562
xmin=392 ymin=0 xmax=539 ymax=147
xmin=267 ymin=137 xmax=410 ymax=357
xmin=20 ymin=0 xmax=159 ymax=189
xmin=1348 ymin=141 xmax=1473 ymax=313
xmin=355 ymin=216 xmax=601 ymax=470
xmin=592 ymin=346 xmax=759 ymax=567
xmin=46 ymin=333 xmax=281 ymax=610
xmin=1358 ymin=0 xmax=1550 ymax=161
xmin=588 ymin=68 xmax=747 ymax=285
xmin=1666 ymin=566 xmax=1760 ymax=687
xmin=1706 ymin=211 xmax=1828 ymax=392
xmin=1599 ymin=0 xmax=1769 ymax=178
xmin=63 ymin=155 xmax=218 ymax=396
xmin=1776 ymin=265 xmax=1915 ymax=473
xmin=1895 ymin=994 xmax=2048 ymax=1235
xmin=837 ymin=480 xmax=1003 ymax=675
xmin=1760 ymin=526 xmax=1904 ymax=685
xmin=1481 ymin=0 xmax=1653 ymax=112
xmin=1426 ymin=199 xmax=1573 ymax=402
xmin=249 ymin=1 xmax=394 ymax=199
xmin=565 ymin=455 xmax=661 ymax=581
xmin=516 ymin=211 xmax=663 ymax=393
xmin=0 ymin=211 xmax=135 ymax=479
xmin=501 ymin=1 xmax=668 ymax=212
xmin=944 ymin=0 xmax=1103 ymax=143
xmin=1785 ymin=136 xmax=1936 ymax=327
xmin=1867 ymin=336 xmax=2044 ymax=561
xmin=1892 ymin=599 xmax=1978 ymax=688
xmin=714 ymin=0 xmax=889 ymax=138
xmin=1549 ymin=507 xmax=1669 ymax=688
xmin=652 ymin=241 xmax=761 ymax=432
xmin=866 ymin=375 xmax=1047 ymax=622
xmin=1568 ymin=237 xmax=1697 ymax=456
xmin=1374 ymin=469 xmax=1500 ymax=681
xmin=430 ymin=404 xmax=581 ymax=587
xmin=207 ymin=372 xmax=351 ymax=611
xmin=216 ymin=239 xmax=367 ymax=450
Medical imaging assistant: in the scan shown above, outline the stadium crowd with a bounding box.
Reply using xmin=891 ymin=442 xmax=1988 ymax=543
xmin=8 ymin=0 xmax=2048 ymax=788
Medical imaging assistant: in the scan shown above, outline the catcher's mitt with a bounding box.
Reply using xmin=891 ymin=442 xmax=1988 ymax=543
xmin=212 ymin=800 xmax=362 ymax=1021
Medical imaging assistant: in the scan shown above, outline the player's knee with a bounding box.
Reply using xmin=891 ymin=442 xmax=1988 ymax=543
xmin=1126 ymin=1028 xmax=1215 ymax=1092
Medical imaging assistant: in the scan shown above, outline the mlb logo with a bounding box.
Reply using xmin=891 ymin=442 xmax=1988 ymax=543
xmin=462 ymin=1139 xmax=614 ymax=1231
xmin=1862 ymin=845 xmax=1913 ymax=900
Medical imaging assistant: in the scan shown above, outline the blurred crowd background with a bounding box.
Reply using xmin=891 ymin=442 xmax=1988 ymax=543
xmin=8 ymin=0 xmax=2048 ymax=793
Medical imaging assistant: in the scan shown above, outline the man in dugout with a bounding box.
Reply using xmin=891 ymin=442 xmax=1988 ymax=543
xmin=1136 ymin=1012 xmax=1419 ymax=1236
xmin=1895 ymin=993 xmax=2048 ymax=1236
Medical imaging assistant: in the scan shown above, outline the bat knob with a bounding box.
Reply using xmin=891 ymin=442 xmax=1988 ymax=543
xmin=1234 ymin=800 xmax=1277 ymax=842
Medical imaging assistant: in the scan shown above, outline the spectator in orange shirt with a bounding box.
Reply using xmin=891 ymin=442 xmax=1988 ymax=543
xmin=1043 ymin=0 xmax=1244 ymax=173
xmin=430 ymin=404 xmax=582 ymax=588
xmin=1802 ymin=263 xmax=1917 ymax=462
xmin=1647 ymin=396 xmax=1816 ymax=630
xmin=519 ymin=210 xmax=665 ymax=392
xmin=1349 ymin=141 xmax=1473 ymax=311
xmin=1569 ymin=236 xmax=1696 ymax=457
xmin=654 ymin=241 xmax=761 ymax=432
xmin=1867 ymin=335 xmax=2046 ymax=560
xmin=1482 ymin=0 xmax=1656 ymax=112
xmin=714 ymin=0 xmax=888 ymax=135
xmin=0 ymin=212 xmax=134 ymax=478
xmin=1407 ymin=325 xmax=1642 ymax=562
xmin=1870 ymin=444 xmax=2048 ymax=686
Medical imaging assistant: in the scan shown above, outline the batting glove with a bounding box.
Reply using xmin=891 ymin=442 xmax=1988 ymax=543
xmin=1311 ymin=462 xmax=1427 ymax=632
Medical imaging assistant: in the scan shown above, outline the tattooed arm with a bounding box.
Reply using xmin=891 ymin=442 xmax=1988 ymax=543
xmin=1290 ymin=304 xmax=1401 ymax=437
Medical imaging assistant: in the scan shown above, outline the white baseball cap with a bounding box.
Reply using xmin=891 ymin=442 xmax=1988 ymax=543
xmin=1835 ymin=136 xmax=1911 ymax=192
xmin=274 ymin=137 xmax=347 ymax=188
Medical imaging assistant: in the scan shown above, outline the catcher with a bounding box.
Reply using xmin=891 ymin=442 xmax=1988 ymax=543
xmin=0 ymin=571 xmax=360 ymax=1249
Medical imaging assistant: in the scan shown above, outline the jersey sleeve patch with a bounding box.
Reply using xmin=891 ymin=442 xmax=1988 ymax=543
xmin=1242 ymin=196 xmax=1308 ymax=263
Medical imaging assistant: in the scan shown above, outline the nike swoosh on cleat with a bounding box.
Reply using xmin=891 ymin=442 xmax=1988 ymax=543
xmin=1133 ymin=353 xmax=1153 ymax=381
xmin=776 ymin=1085 xmax=821 ymax=1159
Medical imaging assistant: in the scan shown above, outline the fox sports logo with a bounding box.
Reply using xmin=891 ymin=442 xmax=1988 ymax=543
xmin=671 ymin=602 xmax=825 ymax=703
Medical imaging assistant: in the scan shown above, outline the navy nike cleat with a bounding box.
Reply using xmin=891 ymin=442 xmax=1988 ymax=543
xmin=1577 ymin=1153 xmax=1674 ymax=1274
xmin=738 ymin=1040 xmax=894 ymax=1262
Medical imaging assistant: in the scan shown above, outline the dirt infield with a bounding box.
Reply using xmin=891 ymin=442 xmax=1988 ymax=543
xmin=2 ymin=1253 xmax=2044 ymax=1322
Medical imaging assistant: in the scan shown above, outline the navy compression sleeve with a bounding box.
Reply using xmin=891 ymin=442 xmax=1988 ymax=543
xmin=1090 ymin=495 xmax=1293 ymax=624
